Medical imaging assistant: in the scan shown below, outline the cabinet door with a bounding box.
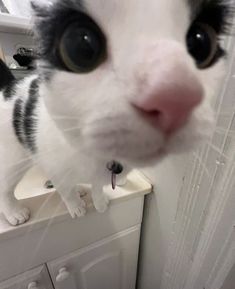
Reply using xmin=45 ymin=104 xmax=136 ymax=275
xmin=0 ymin=265 xmax=54 ymax=289
xmin=48 ymin=226 xmax=141 ymax=289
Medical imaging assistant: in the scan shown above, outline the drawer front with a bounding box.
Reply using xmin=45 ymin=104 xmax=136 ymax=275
xmin=0 ymin=265 xmax=53 ymax=289
xmin=47 ymin=226 xmax=141 ymax=289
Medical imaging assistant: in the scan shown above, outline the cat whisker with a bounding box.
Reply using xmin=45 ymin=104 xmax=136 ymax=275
xmin=0 ymin=163 xmax=32 ymax=184
xmin=215 ymin=128 xmax=235 ymax=137
xmin=214 ymin=127 xmax=235 ymax=134
xmin=16 ymin=154 xmax=74 ymax=269
xmin=4 ymin=147 xmax=58 ymax=170
xmin=51 ymin=115 xmax=81 ymax=121
xmin=62 ymin=126 xmax=83 ymax=133
xmin=216 ymin=109 xmax=235 ymax=117
xmin=206 ymin=142 xmax=229 ymax=159
xmin=21 ymin=168 xmax=73 ymax=270
xmin=193 ymin=152 xmax=212 ymax=180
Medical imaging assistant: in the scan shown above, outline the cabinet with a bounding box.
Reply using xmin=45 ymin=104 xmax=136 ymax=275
xmin=0 ymin=266 xmax=54 ymax=289
xmin=0 ymin=170 xmax=152 ymax=289
xmin=48 ymin=226 xmax=140 ymax=289
xmin=0 ymin=226 xmax=140 ymax=289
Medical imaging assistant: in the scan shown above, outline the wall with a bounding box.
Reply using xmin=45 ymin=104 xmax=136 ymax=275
xmin=221 ymin=265 xmax=235 ymax=289
xmin=138 ymin=154 xmax=189 ymax=288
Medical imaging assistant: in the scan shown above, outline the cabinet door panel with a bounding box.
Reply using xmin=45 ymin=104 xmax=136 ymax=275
xmin=0 ymin=265 xmax=54 ymax=289
xmin=48 ymin=226 xmax=140 ymax=289
xmin=81 ymin=251 xmax=121 ymax=289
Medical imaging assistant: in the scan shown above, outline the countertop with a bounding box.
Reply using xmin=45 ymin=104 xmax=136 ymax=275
xmin=0 ymin=168 xmax=152 ymax=240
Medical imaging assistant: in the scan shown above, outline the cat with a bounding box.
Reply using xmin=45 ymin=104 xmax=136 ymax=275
xmin=0 ymin=0 xmax=233 ymax=225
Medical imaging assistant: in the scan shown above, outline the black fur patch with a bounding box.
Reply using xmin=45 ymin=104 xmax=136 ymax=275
xmin=12 ymin=78 xmax=40 ymax=152
xmin=3 ymin=79 xmax=20 ymax=100
xmin=32 ymin=0 xmax=88 ymax=75
xmin=188 ymin=0 xmax=233 ymax=67
xmin=23 ymin=78 xmax=40 ymax=152
xmin=13 ymin=98 xmax=25 ymax=145
xmin=0 ymin=59 xmax=15 ymax=91
xmin=189 ymin=0 xmax=233 ymax=34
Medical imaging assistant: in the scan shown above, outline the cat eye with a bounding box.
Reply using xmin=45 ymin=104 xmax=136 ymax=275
xmin=58 ymin=15 xmax=106 ymax=73
xmin=186 ymin=23 xmax=218 ymax=69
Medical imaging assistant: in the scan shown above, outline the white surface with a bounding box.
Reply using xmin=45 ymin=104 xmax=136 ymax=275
xmin=220 ymin=264 xmax=235 ymax=289
xmin=0 ymin=13 xmax=32 ymax=34
xmin=0 ymin=265 xmax=53 ymax=289
xmin=0 ymin=168 xmax=152 ymax=237
xmin=48 ymin=226 xmax=140 ymax=289
xmin=15 ymin=166 xmax=152 ymax=202
xmin=11 ymin=68 xmax=34 ymax=79
xmin=2 ymin=0 xmax=31 ymax=18
xmin=138 ymin=155 xmax=189 ymax=288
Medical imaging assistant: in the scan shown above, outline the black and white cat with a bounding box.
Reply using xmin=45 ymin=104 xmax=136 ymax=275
xmin=0 ymin=0 xmax=233 ymax=225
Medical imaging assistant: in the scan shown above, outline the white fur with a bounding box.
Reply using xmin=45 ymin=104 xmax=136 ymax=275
xmin=0 ymin=0 xmax=226 ymax=225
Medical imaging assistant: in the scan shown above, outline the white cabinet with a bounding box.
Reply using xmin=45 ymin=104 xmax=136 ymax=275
xmin=0 ymin=171 xmax=152 ymax=289
xmin=0 ymin=265 xmax=54 ymax=289
xmin=0 ymin=226 xmax=141 ymax=289
xmin=47 ymin=226 xmax=141 ymax=289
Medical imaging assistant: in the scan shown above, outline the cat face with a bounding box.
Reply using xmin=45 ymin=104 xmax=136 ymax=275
xmin=33 ymin=0 xmax=232 ymax=166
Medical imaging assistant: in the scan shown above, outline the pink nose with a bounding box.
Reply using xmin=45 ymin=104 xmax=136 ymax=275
xmin=132 ymin=44 xmax=204 ymax=135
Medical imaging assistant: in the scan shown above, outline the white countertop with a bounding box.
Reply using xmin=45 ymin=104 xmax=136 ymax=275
xmin=0 ymin=168 xmax=152 ymax=241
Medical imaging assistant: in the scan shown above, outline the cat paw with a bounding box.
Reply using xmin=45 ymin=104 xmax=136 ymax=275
xmin=4 ymin=207 xmax=30 ymax=226
xmin=93 ymin=194 xmax=109 ymax=213
xmin=67 ymin=198 xmax=86 ymax=218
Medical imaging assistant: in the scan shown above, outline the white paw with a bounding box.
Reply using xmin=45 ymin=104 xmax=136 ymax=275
xmin=4 ymin=207 xmax=30 ymax=226
xmin=67 ymin=198 xmax=86 ymax=218
xmin=93 ymin=194 xmax=109 ymax=213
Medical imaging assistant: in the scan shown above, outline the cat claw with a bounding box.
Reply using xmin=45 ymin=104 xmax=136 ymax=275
xmin=67 ymin=198 xmax=86 ymax=218
xmin=93 ymin=194 xmax=109 ymax=213
xmin=4 ymin=207 xmax=30 ymax=226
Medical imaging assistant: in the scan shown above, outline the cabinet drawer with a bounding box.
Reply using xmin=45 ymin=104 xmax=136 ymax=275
xmin=47 ymin=225 xmax=141 ymax=289
xmin=0 ymin=265 xmax=53 ymax=289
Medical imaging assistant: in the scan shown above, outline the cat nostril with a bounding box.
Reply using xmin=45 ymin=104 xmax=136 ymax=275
xmin=147 ymin=110 xmax=161 ymax=116
xmin=133 ymin=83 xmax=203 ymax=135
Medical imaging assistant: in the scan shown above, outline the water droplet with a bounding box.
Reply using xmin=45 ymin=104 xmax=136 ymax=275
xmin=216 ymin=160 xmax=221 ymax=165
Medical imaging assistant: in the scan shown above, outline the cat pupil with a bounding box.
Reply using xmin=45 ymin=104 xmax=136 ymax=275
xmin=186 ymin=23 xmax=217 ymax=69
xmin=58 ymin=16 xmax=106 ymax=73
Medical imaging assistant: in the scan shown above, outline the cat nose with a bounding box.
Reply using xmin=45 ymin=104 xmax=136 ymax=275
xmin=132 ymin=44 xmax=204 ymax=135
xmin=133 ymin=76 xmax=203 ymax=134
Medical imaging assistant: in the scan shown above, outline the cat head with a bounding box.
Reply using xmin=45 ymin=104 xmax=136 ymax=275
xmin=32 ymin=0 xmax=233 ymax=167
